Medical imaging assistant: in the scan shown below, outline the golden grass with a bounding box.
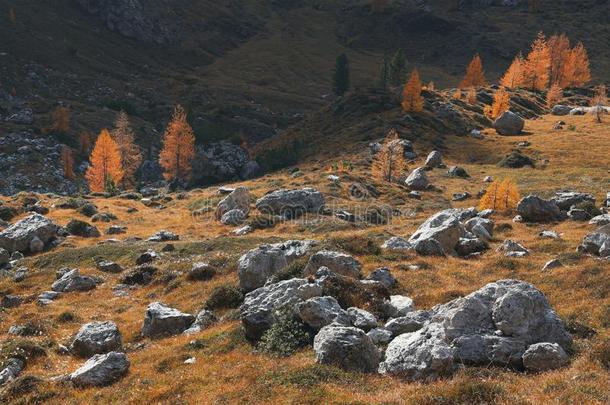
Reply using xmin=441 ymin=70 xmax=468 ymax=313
xmin=1 ymin=115 xmax=609 ymax=403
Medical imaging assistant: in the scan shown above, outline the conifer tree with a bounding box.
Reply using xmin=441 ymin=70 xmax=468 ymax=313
xmin=548 ymin=34 xmax=571 ymax=87
xmin=86 ymin=129 xmax=124 ymax=192
xmin=372 ymin=129 xmax=406 ymax=183
xmin=333 ymin=54 xmax=350 ymax=96
xmin=546 ymin=83 xmax=563 ymax=108
xmin=159 ymin=105 xmax=196 ymax=183
xmin=459 ymin=54 xmax=486 ymax=89
xmin=500 ymin=53 xmax=524 ymax=88
xmin=401 ymin=69 xmax=424 ymax=112
xmin=45 ymin=106 xmax=70 ymax=135
xmin=563 ymin=42 xmax=591 ymax=87
xmin=489 ymin=87 xmax=510 ymax=119
xmin=466 ymin=87 xmax=477 ymax=104
xmin=379 ymin=54 xmax=390 ymax=91
xmin=78 ymin=131 xmax=92 ymax=155
xmin=112 ymin=111 xmax=142 ymax=188
xmin=479 ymin=178 xmax=520 ymax=213
xmin=389 ymin=49 xmax=408 ymax=87
xmin=522 ymin=32 xmax=551 ymax=90
xmin=61 ymin=146 xmax=74 ymax=180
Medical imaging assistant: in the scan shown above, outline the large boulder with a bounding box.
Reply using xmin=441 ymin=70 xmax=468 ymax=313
xmin=237 ymin=240 xmax=317 ymax=292
xmin=255 ymin=188 xmax=324 ymax=218
xmin=408 ymin=210 xmax=466 ymax=256
xmin=51 ymin=269 xmax=97 ymax=292
xmin=313 ymin=325 xmax=380 ymax=373
xmin=141 ymin=302 xmax=195 ymax=338
xmin=296 ymin=296 xmax=349 ymax=330
xmin=69 ymin=352 xmax=129 ymax=387
xmin=424 ymin=151 xmax=443 ymax=168
xmin=379 ymin=279 xmax=571 ymax=380
xmin=71 ymin=321 xmax=122 ymax=358
xmin=578 ymin=224 xmax=610 ymax=258
xmin=494 ymin=111 xmax=524 ymax=135
xmin=517 ymin=196 xmax=563 ymax=223
xmin=215 ymin=187 xmax=250 ymax=220
xmin=405 ymin=167 xmax=430 ymax=190
xmin=303 ymin=250 xmax=361 ymax=279
xmin=240 ymin=278 xmax=323 ymax=340
xmin=65 ymin=219 xmax=101 ymax=238
xmin=0 ymin=214 xmax=58 ymax=254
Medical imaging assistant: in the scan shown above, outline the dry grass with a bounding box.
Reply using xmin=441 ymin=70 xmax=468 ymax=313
xmin=1 ymin=114 xmax=610 ymax=403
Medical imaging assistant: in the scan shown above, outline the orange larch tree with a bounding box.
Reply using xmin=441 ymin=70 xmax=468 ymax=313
xmin=86 ymin=129 xmax=124 ymax=192
xmin=459 ymin=54 xmax=486 ymax=89
xmin=159 ymin=105 xmax=196 ymax=183
xmin=466 ymin=87 xmax=477 ymax=104
xmin=546 ymin=83 xmax=563 ymax=108
xmin=548 ymin=34 xmax=571 ymax=87
xmin=500 ymin=53 xmax=524 ymax=88
xmin=562 ymin=42 xmax=591 ymax=87
xmin=489 ymin=87 xmax=511 ymax=119
xmin=45 ymin=106 xmax=71 ymax=135
xmin=479 ymin=178 xmax=520 ymax=213
xmin=401 ymin=69 xmax=424 ymax=112
xmin=371 ymin=129 xmax=407 ymax=183
xmin=112 ymin=111 xmax=142 ymax=189
xmin=522 ymin=32 xmax=551 ymax=90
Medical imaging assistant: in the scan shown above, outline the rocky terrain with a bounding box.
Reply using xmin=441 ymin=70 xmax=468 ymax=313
xmin=0 ymin=109 xmax=609 ymax=403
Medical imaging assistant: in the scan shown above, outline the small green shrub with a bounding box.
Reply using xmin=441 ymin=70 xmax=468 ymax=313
xmin=57 ymin=312 xmax=77 ymax=323
xmin=204 ymin=284 xmax=244 ymax=310
xmin=328 ymin=235 xmax=381 ymax=256
xmin=257 ymin=310 xmax=311 ymax=357
xmin=249 ymin=215 xmax=278 ymax=230
xmin=267 ymin=258 xmax=307 ymax=284
xmin=187 ymin=264 xmax=217 ymax=281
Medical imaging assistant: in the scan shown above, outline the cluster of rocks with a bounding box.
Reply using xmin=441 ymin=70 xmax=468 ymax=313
xmin=236 ymin=244 xmax=572 ymax=378
xmin=215 ymin=187 xmax=250 ymax=226
xmin=516 ymin=191 xmax=600 ymax=223
xmin=0 ymin=214 xmax=59 ymax=256
xmin=552 ymin=104 xmax=610 ymax=116
xmin=0 ymin=132 xmax=79 ymax=195
xmin=382 ymin=208 xmax=492 ymax=257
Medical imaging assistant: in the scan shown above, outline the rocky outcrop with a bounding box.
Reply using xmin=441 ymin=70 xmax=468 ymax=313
xmin=296 ymin=296 xmax=350 ymax=330
xmin=215 ymin=187 xmax=250 ymax=220
xmin=517 ymin=196 xmax=563 ymax=223
xmin=192 ymin=141 xmax=260 ymax=185
xmin=0 ymin=214 xmax=58 ymax=254
xmin=69 ymin=352 xmax=129 ymax=387
xmin=255 ymin=188 xmax=324 ymax=218
xmin=313 ymin=325 xmax=380 ymax=373
xmin=237 ymin=240 xmax=316 ymax=292
xmin=303 ymin=250 xmax=361 ymax=279
xmin=379 ymin=279 xmax=571 ymax=380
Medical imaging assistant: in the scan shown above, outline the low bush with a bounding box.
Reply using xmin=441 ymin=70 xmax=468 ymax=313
xmin=204 ymin=284 xmax=244 ymax=310
xmin=257 ymin=309 xmax=311 ymax=357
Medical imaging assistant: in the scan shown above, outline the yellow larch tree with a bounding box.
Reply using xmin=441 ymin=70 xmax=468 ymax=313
xmin=500 ymin=53 xmax=524 ymax=88
xmin=401 ymin=70 xmax=424 ymax=112
xmin=466 ymin=87 xmax=477 ymax=104
xmin=562 ymin=42 xmax=591 ymax=87
xmin=548 ymin=34 xmax=571 ymax=87
xmin=479 ymin=178 xmax=520 ymax=213
xmin=546 ymin=83 xmax=563 ymax=108
xmin=522 ymin=32 xmax=551 ymax=90
xmin=488 ymin=87 xmax=511 ymax=119
xmin=372 ymin=129 xmax=407 ymax=183
xmin=112 ymin=111 xmax=142 ymax=189
xmin=459 ymin=54 xmax=486 ymax=89
xmin=159 ymin=104 xmax=196 ymax=183
xmin=86 ymin=129 xmax=124 ymax=192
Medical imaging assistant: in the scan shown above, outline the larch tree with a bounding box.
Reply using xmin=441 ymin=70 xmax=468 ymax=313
xmin=333 ymin=54 xmax=350 ymax=96
xmin=466 ymin=87 xmax=477 ymax=104
xmin=112 ymin=111 xmax=142 ymax=189
xmin=45 ymin=106 xmax=70 ymax=135
xmin=522 ymin=32 xmax=551 ymax=90
xmin=548 ymin=34 xmax=571 ymax=87
xmin=489 ymin=87 xmax=510 ymax=119
xmin=590 ymin=84 xmax=608 ymax=123
xmin=401 ymin=69 xmax=424 ymax=112
xmin=500 ymin=54 xmax=524 ymax=88
xmin=479 ymin=178 xmax=520 ymax=213
xmin=86 ymin=129 xmax=124 ymax=193
xmin=78 ymin=131 xmax=92 ymax=155
xmin=563 ymin=42 xmax=591 ymax=87
xmin=159 ymin=105 xmax=196 ymax=183
xmin=459 ymin=54 xmax=486 ymax=89
xmin=453 ymin=89 xmax=462 ymax=100
xmin=61 ymin=146 xmax=74 ymax=180
xmin=546 ymin=83 xmax=563 ymax=108
xmin=372 ymin=129 xmax=406 ymax=183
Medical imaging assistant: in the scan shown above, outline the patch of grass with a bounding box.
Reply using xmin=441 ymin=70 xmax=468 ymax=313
xmin=0 ymin=339 xmax=47 ymax=368
xmin=414 ymin=377 xmax=506 ymax=405
xmin=257 ymin=310 xmax=311 ymax=357
xmin=267 ymin=257 xmax=307 ymax=284
xmin=56 ymin=311 xmax=78 ymax=323
xmin=328 ymin=234 xmax=381 ymax=256
xmin=590 ymin=337 xmax=610 ymax=371
xmin=204 ymin=284 xmax=244 ymax=310
xmin=492 ymin=257 xmax=519 ymax=271
xmin=260 ymin=364 xmax=359 ymax=388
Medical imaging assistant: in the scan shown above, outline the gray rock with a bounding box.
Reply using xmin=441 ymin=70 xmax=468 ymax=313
xmin=539 ymin=230 xmax=560 ymax=239
xmin=551 ymin=105 xmax=572 ymax=116
xmin=240 ymin=160 xmax=261 ymax=180
xmin=452 ymin=192 xmax=471 ymax=201
xmin=381 ymin=236 xmax=411 ymax=251
xmin=71 ymin=321 xmax=122 ymax=357
xmin=385 ymin=295 xmax=414 ymax=318
xmin=367 ymin=328 xmax=393 ymax=345
xmin=465 ymin=217 xmax=494 ymax=239
xmin=494 ymin=111 xmax=524 ymax=135
xmin=184 ymin=310 xmax=217 ymax=334
xmin=221 ymin=209 xmax=246 ymax=226
xmin=0 ymin=248 xmax=9 ymax=266
xmin=379 ymin=279 xmax=571 ymax=380
xmin=517 ymin=196 xmax=563 ymax=223
xmin=366 ymin=267 xmax=397 ymax=288
xmin=567 ymin=208 xmax=590 ymax=221
xmin=448 ymin=166 xmax=469 ymax=178
xmin=552 ymin=191 xmax=595 ymax=211
xmin=384 ymin=310 xmax=430 ymax=336
xmin=424 ymin=151 xmax=443 ymax=168
xmin=590 ymin=214 xmax=610 ymax=226
xmin=215 ymin=187 xmax=250 ymax=220
xmin=456 ymin=237 xmax=488 ymax=257
xmin=29 ymin=236 xmax=44 ymax=253
xmin=0 ymin=358 xmax=25 ymax=386
xmin=69 ymin=352 xmax=129 ymax=387
xmin=240 ymin=278 xmax=323 ymax=340
xmin=522 ymin=342 xmax=569 ymax=372
xmin=95 ymin=260 xmax=123 ymax=273
xmin=297 ymin=296 xmax=349 ymax=330
xmin=303 ymin=250 xmax=361 ymax=279
xmin=13 ymin=267 xmax=29 ymax=282
xmin=51 ymin=269 xmax=97 ymax=292
xmin=141 ymin=302 xmax=195 ymax=338
xmin=135 ymin=250 xmax=158 ymax=265
xmin=0 ymin=214 xmax=58 ymax=254
xmin=66 ymin=219 xmax=101 ymax=237
xmin=237 ymin=240 xmax=316 ymax=292
xmin=405 ymin=167 xmax=429 ymax=190
xmin=106 ymin=225 xmax=127 ymax=235
xmin=497 ymin=239 xmax=530 ymax=257
xmin=147 ymin=230 xmax=178 ymax=242
xmin=1 ymin=295 xmax=24 ymax=308
xmin=578 ymin=224 xmax=610 ymax=257
xmin=347 ymin=307 xmax=378 ymax=331
xmin=408 ymin=209 xmax=466 ymax=256
xmin=313 ymin=325 xmax=380 ymax=372
xmin=255 ymin=188 xmax=324 ymax=218
xmin=5 ymin=108 xmax=33 ymax=125
xmin=542 ymin=259 xmax=562 ymax=271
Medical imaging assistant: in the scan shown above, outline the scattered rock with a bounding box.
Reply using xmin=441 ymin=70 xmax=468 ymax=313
xmin=494 ymin=111 xmax=524 ymax=135
xmin=297 ymin=296 xmax=349 ymax=330
xmin=497 ymin=240 xmax=530 ymax=257
xmin=69 ymin=352 xmax=129 ymax=387
xmin=0 ymin=358 xmax=25 ymax=386
xmin=71 ymin=321 xmax=122 ymax=358
xmin=517 ymin=196 xmax=563 ymax=223
xmin=0 ymin=214 xmax=58 ymax=254
xmin=405 ymin=167 xmax=430 ymax=191
xmin=578 ymin=224 xmax=610 ymax=258
xmin=184 ymin=310 xmax=217 ymax=334
xmin=51 ymin=269 xmax=97 ymax=292
xmin=313 ymin=325 xmax=380 ymax=373
xmin=66 ymin=220 xmax=101 ymax=238
xmin=551 ymin=105 xmax=572 ymax=116
xmin=448 ymin=166 xmax=469 ymax=178
xmin=136 ymin=250 xmax=158 ymax=265
xmin=221 ymin=209 xmax=247 ymax=226
xmin=522 ymin=342 xmax=569 ymax=372
xmin=408 ymin=209 xmax=465 ymax=256
xmin=498 ymin=151 xmax=535 ymax=168
xmin=347 ymin=307 xmax=378 ymax=331
xmin=147 ymin=230 xmax=178 ymax=242
xmin=95 ymin=259 xmax=123 ymax=273
xmin=215 ymin=187 xmax=250 ymax=220
xmin=303 ymin=250 xmax=361 ymax=279
xmin=255 ymin=188 xmax=324 ymax=218
xmin=141 ymin=302 xmax=195 ymax=338
xmin=381 ymin=236 xmax=411 ymax=251
xmin=366 ymin=267 xmax=397 ymax=288
xmin=542 ymin=259 xmax=562 ymax=271
xmin=424 ymin=151 xmax=443 ymax=168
